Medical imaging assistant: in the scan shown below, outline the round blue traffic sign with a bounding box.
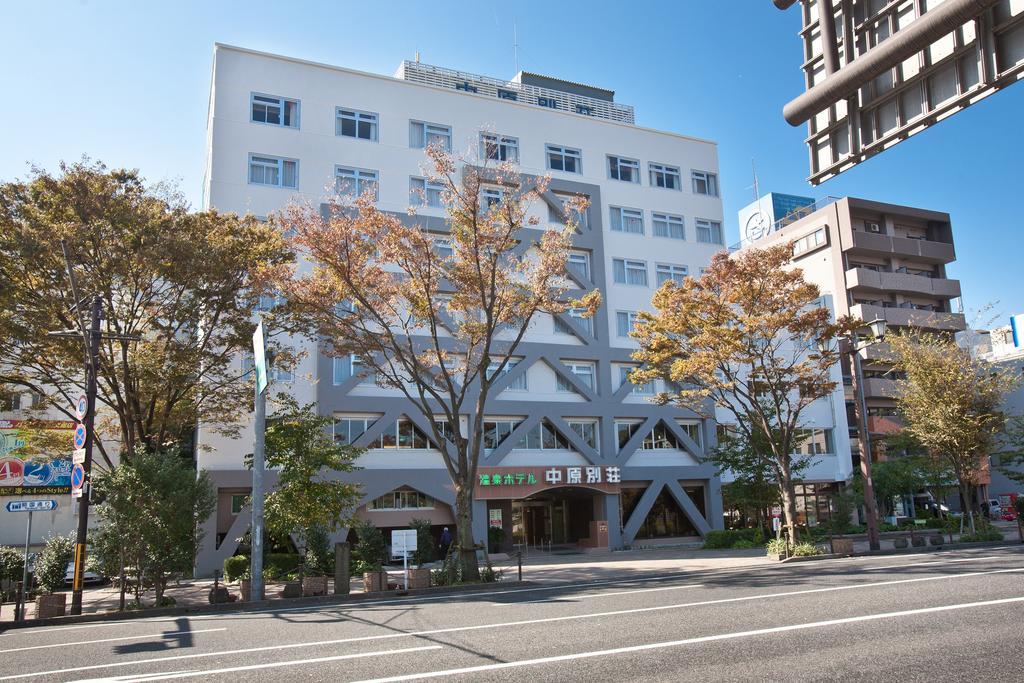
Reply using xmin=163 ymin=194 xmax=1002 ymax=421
xmin=71 ymin=463 xmax=85 ymax=489
xmin=73 ymin=423 xmax=87 ymax=450
xmin=75 ymin=394 xmax=88 ymax=421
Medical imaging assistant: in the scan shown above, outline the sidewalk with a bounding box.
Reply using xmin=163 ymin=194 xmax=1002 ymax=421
xmin=4 ymin=521 xmax=1017 ymax=621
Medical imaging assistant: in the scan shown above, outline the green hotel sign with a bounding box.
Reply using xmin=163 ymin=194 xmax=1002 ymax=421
xmin=479 ymin=472 xmax=537 ymax=487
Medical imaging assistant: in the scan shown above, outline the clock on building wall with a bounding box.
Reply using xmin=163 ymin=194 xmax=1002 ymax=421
xmin=744 ymin=211 xmax=771 ymax=242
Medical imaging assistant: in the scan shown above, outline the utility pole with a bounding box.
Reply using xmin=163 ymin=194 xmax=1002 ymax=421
xmin=49 ymin=241 xmax=140 ymax=615
xmin=69 ymin=295 xmax=102 ymax=614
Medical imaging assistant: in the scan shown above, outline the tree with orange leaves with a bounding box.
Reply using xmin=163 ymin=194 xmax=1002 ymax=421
xmin=270 ymin=146 xmax=599 ymax=579
xmin=631 ymin=244 xmax=856 ymax=546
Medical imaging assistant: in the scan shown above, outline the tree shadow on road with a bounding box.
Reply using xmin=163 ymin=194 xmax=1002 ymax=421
xmin=112 ymin=616 xmax=196 ymax=655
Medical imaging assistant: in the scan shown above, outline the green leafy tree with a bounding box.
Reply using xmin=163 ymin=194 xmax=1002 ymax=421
xmin=249 ymin=399 xmax=362 ymax=575
xmin=0 ymin=545 xmax=25 ymax=597
xmin=409 ymin=518 xmax=436 ymax=567
xmin=34 ymin=533 xmax=74 ymax=594
xmin=351 ymin=518 xmax=387 ymax=573
xmin=888 ymin=331 xmax=1019 ymax=532
xmin=632 ymin=245 xmax=858 ymax=546
xmin=995 ymin=416 xmax=1024 ymax=486
xmin=705 ymin=428 xmax=793 ymax=533
xmin=92 ymin=451 xmax=216 ymax=603
xmin=0 ymin=160 xmax=291 ymax=463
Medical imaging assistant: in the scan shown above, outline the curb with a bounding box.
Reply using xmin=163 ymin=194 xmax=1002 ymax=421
xmin=779 ymin=539 xmax=1018 ymax=563
xmin=0 ymin=580 xmax=529 ymax=632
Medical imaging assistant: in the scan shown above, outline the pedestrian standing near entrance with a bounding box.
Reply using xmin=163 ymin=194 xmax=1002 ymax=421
xmin=439 ymin=527 xmax=452 ymax=558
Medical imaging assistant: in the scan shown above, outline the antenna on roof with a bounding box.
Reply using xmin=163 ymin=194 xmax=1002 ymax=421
xmin=414 ymin=50 xmax=420 ymax=63
xmin=513 ymin=20 xmax=520 ymax=74
xmin=751 ymin=158 xmax=760 ymax=203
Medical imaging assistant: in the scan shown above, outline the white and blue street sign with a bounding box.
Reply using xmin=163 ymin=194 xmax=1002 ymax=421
xmin=70 ymin=464 xmax=85 ymax=490
xmin=6 ymin=500 xmax=57 ymax=513
xmin=75 ymin=394 xmax=88 ymax=421
xmin=73 ymin=423 xmax=87 ymax=450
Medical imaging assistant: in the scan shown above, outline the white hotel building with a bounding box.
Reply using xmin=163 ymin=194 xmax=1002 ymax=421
xmin=196 ymin=44 xmax=730 ymax=574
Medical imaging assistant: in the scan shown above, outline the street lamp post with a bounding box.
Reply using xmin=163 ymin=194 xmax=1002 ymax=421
xmin=848 ymin=318 xmax=886 ymax=552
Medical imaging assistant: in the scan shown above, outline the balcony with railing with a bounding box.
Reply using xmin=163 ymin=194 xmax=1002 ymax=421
xmin=862 ymin=377 xmax=899 ymax=399
xmin=845 ymin=267 xmax=961 ymax=299
xmin=867 ymin=415 xmax=905 ymax=435
xmin=849 ymin=303 xmax=966 ymax=332
xmin=845 ymin=231 xmax=955 ymax=264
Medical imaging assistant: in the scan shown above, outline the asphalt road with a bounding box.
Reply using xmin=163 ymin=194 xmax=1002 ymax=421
xmin=1 ymin=545 xmax=1023 ymax=682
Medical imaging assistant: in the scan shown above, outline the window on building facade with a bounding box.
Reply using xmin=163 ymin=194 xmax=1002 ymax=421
xmin=656 ymin=263 xmax=689 ymax=286
xmin=410 ymin=177 xmax=445 ymax=208
xmin=795 ymin=428 xmax=835 ymax=455
xmin=248 ymin=155 xmax=298 ymax=188
xmin=336 ymin=167 xmax=379 ymax=201
xmin=691 ymin=170 xmax=719 ymax=196
xmin=516 ymin=422 xmax=572 ymax=450
xmin=251 ymin=94 xmax=298 ymax=128
xmin=334 ymin=415 xmax=378 ymax=445
xmin=608 ymin=155 xmax=640 ymax=183
xmin=695 ymin=218 xmax=723 ymax=245
xmin=616 ymin=311 xmax=638 ymax=337
xmin=480 ymin=133 xmax=519 ymax=162
xmin=554 ymin=308 xmax=593 ymax=336
xmin=792 ymin=228 xmax=827 ymax=256
xmin=483 ymin=418 xmax=522 ymax=449
xmin=679 ymin=421 xmax=702 ymax=448
xmin=481 ymin=186 xmax=504 ymax=209
xmin=486 ymin=358 xmax=527 ymax=391
xmin=652 ymin=212 xmax=685 ymax=240
xmin=409 ymin=120 xmax=452 ymax=151
xmin=619 ymin=366 xmax=655 ymax=395
xmin=333 ymin=354 xmax=376 ymax=385
xmin=610 ymin=207 xmax=644 ymax=234
xmin=649 ymin=163 xmax=681 ymax=190
xmin=642 ymin=422 xmax=682 ymax=450
xmin=568 ymin=420 xmax=598 ymax=449
xmin=433 ymin=237 xmax=453 ymax=259
xmin=548 ymin=193 xmax=588 ymax=228
xmin=336 ymin=107 xmax=378 ymax=140
xmin=231 ymin=494 xmax=247 ymax=515
xmin=613 ymin=258 xmax=648 ymax=286
xmin=369 ymin=490 xmax=435 ymax=510
xmin=567 ymin=251 xmax=591 ymax=281
xmin=546 ymin=145 xmax=582 ymax=174
xmin=557 ymin=361 xmax=595 ymax=392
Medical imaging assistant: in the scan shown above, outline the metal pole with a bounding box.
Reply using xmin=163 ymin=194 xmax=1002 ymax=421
xmin=70 ymin=295 xmax=102 ymax=615
xmin=250 ymin=377 xmax=266 ymax=602
xmin=19 ymin=511 xmax=32 ymax=621
xmin=851 ymin=348 xmax=881 ymax=551
xmin=817 ymin=0 xmax=841 ymax=75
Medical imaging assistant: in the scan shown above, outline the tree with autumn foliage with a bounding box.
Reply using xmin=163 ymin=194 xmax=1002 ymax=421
xmin=271 ymin=145 xmax=599 ymax=579
xmin=631 ymin=245 xmax=857 ymax=546
xmin=0 ymin=160 xmax=290 ymax=465
xmin=887 ymin=331 xmax=1018 ymax=532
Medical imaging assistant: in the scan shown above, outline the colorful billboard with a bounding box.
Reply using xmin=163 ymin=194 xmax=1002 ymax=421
xmin=0 ymin=420 xmax=74 ymax=496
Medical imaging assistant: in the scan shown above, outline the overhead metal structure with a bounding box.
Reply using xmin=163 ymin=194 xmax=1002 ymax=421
xmin=775 ymin=0 xmax=1024 ymax=185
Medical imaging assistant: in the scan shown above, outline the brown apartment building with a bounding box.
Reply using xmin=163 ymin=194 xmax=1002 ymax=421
xmin=737 ymin=195 xmax=966 ymax=476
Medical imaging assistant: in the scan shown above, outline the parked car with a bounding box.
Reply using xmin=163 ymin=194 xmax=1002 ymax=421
xmin=64 ymin=562 xmax=104 ymax=585
xmin=986 ymin=499 xmax=1002 ymax=519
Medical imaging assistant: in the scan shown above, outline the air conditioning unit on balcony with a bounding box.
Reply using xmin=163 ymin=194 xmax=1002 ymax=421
xmin=865 ymin=221 xmax=882 ymax=233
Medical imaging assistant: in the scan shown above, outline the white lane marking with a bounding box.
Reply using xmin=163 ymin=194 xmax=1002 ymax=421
xmin=352 ymin=595 xmax=1024 ymax=683
xmin=4 ymin=566 xmax=1021 ymax=681
xmin=9 ymin=545 xmax=1022 ymax=637
xmin=860 ymin=556 xmax=998 ymax=571
xmin=73 ymin=645 xmax=443 ymax=682
xmin=0 ymin=629 xmax=225 ymax=654
xmin=497 ymin=583 xmax=704 ymax=606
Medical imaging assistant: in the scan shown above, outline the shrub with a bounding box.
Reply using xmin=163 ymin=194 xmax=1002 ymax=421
xmin=264 ymin=554 xmax=302 ymax=580
xmin=352 ymin=519 xmax=386 ymax=572
xmin=480 ymin=563 xmax=503 ymax=583
xmin=410 ymin=519 xmax=435 ymax=567
xmin=960 ymin=528 xmax=1003 ymax=543
xmin=790 ymin=542 xmax=823 ymax=557
xmin=732 ymin=540 xmax=758 ymax=549
xmin=223 ymin=555 xmax=249 ymax=582
xmin=765 ymin=538 xmax=788 ymax=556
xmin=303 ymin=527 xmax=333 ymax=577
xmin=0 ymin=546 xmax=24 ymax=584
xmin=703 ymin=529 xmax=761 ymax=549
xmin=35 ymin=533 xmax=75 ymax=594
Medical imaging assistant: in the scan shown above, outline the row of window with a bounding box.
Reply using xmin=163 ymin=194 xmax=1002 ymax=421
xmin=249 ymin=92 xmax=720 ymax=193
xmin=609 ymin=207 xmax=723 ymax=244
xmin=612 ymin=259 xmax=693 ymax=287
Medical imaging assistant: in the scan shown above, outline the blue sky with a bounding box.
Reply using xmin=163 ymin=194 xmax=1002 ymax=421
xmin=2 ymin=0 xmax=1021 ymax=323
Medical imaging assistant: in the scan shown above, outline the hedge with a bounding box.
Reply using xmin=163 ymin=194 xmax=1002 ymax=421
xmin=223 ymin=553 xmax=303 ymax=581
xmin=703 ymin=528 xmax=764 ymax=549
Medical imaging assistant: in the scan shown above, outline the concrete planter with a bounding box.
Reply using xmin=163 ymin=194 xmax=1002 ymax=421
xmin=239 ymin=579 xmax=251 ymax=602
xmin=766 ymin=553 xmax=785 ymax=562
xmin=892 ymin=538 xmax=909 ymax=549
xmin=929 ymin=535 xmax=945 ymax=546
xmin=280 ymin=581 xmax=302 ymax=598
xmin=364 ymin=571 xmax=388 ymax=593
xmin=911 ymin=536 xmax=926 ymax=547
xmin=830 ymin=538 xmax=854 ymax=555
xmin=302 ymin=576 xmax=328 ymax=597
xmin=407 ymin=568 xmax=431 ymax=590
xmin=35 ymin=593 xmax=67 ymax=619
